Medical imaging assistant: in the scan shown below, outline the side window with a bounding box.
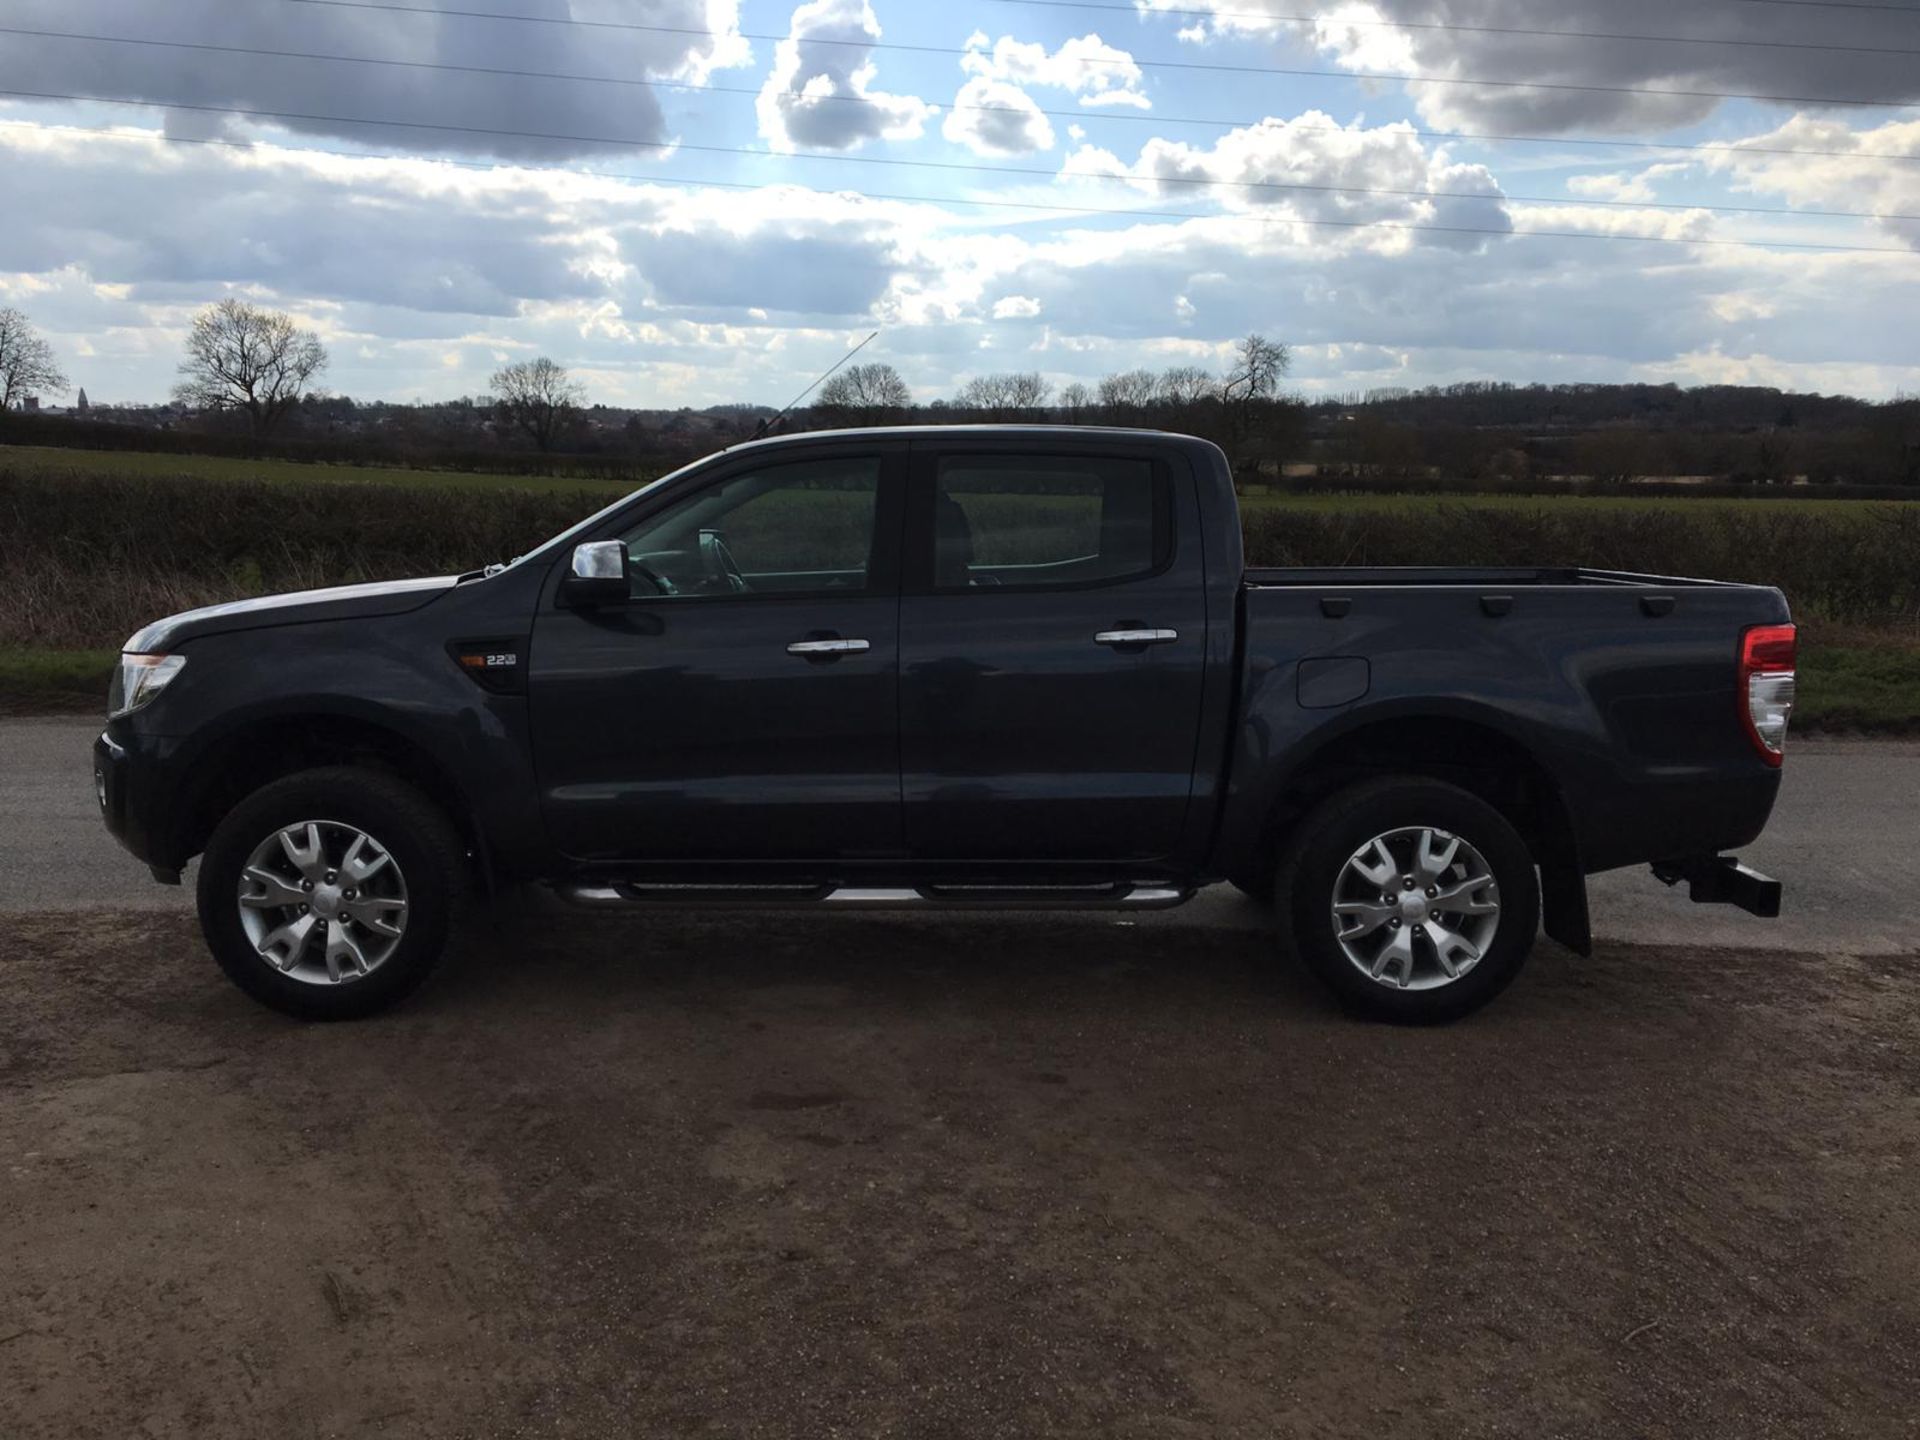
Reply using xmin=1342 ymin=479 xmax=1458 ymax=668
xmin=931 ymin=454 xmax=1167 ymax=591
xmin=617 ymin=455 xmax=881 ymax=598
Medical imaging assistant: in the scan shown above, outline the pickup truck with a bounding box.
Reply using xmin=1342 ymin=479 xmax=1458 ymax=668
xmin=94 ymin=426 xmax=1795 ymax=1023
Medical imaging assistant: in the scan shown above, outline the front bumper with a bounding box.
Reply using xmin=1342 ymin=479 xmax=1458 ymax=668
xmin=93 ymin=728 xmax=180 ymax=878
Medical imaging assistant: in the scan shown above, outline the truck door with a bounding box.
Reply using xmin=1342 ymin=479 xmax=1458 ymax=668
xmin=897 ymin=443 xmax=1209 ymax=863
xmin=528 ymin=445 xmax=907 ymax=862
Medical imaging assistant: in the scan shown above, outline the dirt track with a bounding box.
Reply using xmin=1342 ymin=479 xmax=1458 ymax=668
xmin=3 ymin=903 xmax=1918 ymax=1439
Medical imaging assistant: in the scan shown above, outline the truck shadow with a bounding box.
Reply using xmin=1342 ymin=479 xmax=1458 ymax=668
xmin=439 ymin=886 xmax=1349 ymax=1022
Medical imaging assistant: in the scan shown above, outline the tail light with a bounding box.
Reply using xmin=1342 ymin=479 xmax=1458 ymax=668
xmin=1739 ymin=624 xmax=1796 ymax=766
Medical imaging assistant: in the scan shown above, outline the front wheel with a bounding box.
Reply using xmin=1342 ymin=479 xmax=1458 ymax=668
xmin=1276 ymin=777 xmax=1540 ymax=1023
xmin=196 ymin=766 xmax=467 ymax=1020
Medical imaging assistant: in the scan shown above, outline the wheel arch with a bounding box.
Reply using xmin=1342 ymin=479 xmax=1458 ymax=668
xmin=1242 ymin=709 xmax=1589 ymax=955
xmin=167 ymin=709 xmax=491 ymax=890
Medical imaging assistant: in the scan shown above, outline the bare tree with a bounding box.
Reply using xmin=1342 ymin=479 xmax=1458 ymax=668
xmin=1096 ymin=368 xmax=1158 ymax=418
xmin=1157 ymin=366 xmax=1215 ymax=407
xmin=955 ymin=371 xmax=1052 ymax=419
xmin=171 ymin=299 xmax=327 ymax=436
xmin=1220 ymin=333 xmax=1289 ymax=407
xmin=815 ymin=361 xmax=911 ymax=425
xmin=1057 ymin=381 xmax=1094 ymax=421
xmin=0 ymin=307 xmax=69 ymax=411
xmin=490 ymin=357 xmax=587 ymax=452
xmin=1218 ymin=334 xmax=1296 ymax=480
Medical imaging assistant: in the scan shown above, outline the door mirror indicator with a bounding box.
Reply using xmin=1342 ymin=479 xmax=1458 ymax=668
xmin=561 ymin=541 xmax=629 ymax=607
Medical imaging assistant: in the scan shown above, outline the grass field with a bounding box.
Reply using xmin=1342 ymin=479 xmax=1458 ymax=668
xmin=0 ymin=445 xmax=632 ymax=497
xmin=3 ymin=445 xmax=1915 ymax=730
xmin=10 ymin=444 xmax=1920 ymax=515
xmin=0 ymin=648 xmax=119 ymax=715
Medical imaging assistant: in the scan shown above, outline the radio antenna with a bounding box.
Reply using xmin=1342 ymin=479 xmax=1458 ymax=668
xmin=754 ymin=330 xmax=879 ymax=440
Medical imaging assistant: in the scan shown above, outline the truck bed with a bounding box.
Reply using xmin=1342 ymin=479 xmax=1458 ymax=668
xmin=1243 ymin=566 xmax=1753 ymax=590
xmin=1221 ymin=563 xmax=1792 ymax=878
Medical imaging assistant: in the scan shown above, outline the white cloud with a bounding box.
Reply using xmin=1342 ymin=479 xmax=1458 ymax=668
xmin=961 ymin=32 xmax=1150 ymax=110
xmin=1308 ymin=3 xmax=1419 ymax=74
xmin=1703 ymin=115 xmax=1920 ymax=250
xmin=942 ymin=77 xmax=1055 ymax=155
xmin=992 ymin=295 xmax=1042 ymax=318
xmin=1566 ymin=163 xmax=1691 ymax=204
xmin=1109 ymin=112 xmax=1513 ymax=248
xmin=1060 ymin=142 xmax=1131 ymax=180
xmin=755 ymin=0 xmax=932 ymax=152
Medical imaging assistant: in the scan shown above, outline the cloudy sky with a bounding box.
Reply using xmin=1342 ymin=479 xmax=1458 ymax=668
xmin=2 ymin=0 xmax=1918 ymax=406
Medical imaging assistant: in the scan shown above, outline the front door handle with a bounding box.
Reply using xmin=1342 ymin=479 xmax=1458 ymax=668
xmin=787 ymin=637 xmax=871 ymax=656
xmin=1094 ymin=628 xmax=1178 ymax=647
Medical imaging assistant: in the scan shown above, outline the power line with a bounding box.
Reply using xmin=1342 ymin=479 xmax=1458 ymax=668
xmin=5 ymin=37 xmax=1918 ymax=224
xmin=992 ymin=0 xmax=1920 ymax=55
xmin=4 ymin=108 xmax=1915 ymax=255
xmin=259 ymin=0 xmax=1920 ymax=108
xmin=1690 ymin=0 xmax=1920 ymax=11
xmin=13 ymin=25 xmax=1920 ymax=167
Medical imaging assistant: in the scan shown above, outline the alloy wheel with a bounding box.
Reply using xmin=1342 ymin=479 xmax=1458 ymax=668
xmin=235 ymin=820 xmax=410 ymax=985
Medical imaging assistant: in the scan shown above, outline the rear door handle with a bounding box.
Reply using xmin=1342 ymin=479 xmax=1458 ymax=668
xmin=787 ymin=637 xmax=871 ymax=656
xmin=1094 ymin=628 xmax=1178 ymax=647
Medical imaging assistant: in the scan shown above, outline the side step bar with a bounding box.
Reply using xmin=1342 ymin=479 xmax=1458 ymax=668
xmin=1650 ymin=855 xmax=1782 ymax=918
xmin=558 ymin=881 xmax=1194 ymax=911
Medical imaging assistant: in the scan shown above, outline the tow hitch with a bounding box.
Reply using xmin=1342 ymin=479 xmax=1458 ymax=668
xmin=1650 ymin=855 xmax=1782 ymax=918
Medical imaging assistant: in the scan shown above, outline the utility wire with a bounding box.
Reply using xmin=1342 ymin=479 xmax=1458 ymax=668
xmin=11 ymin=25 xmax=1920 ymax=166
xmin=991 ymin=0 xmax=1920 ymax=55
xmin=1682 ymin=0 xmax=1920 ymax=11
xmin=255 ymin=0 xmax=1920 ymax=108
xmin=4 ymin=42 xmax=1917 ymax=224
xmin=4 ymin=109 xmax=1914 ymax=255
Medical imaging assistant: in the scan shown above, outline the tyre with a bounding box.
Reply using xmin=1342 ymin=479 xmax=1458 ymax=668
xmin=196 ymin=766 xmax=467 ymax=1020
xmin=1275 ymin=776 xmax=1540 ymax=1023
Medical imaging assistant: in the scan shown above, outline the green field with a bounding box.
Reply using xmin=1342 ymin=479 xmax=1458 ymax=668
xmin=10 ymin=445 xmax=1920 ymax=515
xmin=0 ymin=444 xmax=632 ymax=497
xmin=4 ymin=444 xmax=1915 ymax=730
xmin=0 ymin=648 xmax=119 ymax=715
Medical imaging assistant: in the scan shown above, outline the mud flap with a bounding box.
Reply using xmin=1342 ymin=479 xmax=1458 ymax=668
xmin=1538 ymin=829 xmax=1591 ymax=957
xmin=1540 ymin=859 xmax=1591 ymax=956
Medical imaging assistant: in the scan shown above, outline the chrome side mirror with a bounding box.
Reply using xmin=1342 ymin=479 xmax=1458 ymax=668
xmin=560 ymin=540 xmax=628 ymax=607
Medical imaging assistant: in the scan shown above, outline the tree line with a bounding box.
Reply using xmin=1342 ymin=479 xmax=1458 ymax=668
xmin=0 ymin=300 xmax=593 ymax=455
xmin=6 ymin=299 xmax=1915 ymax=487
xmin=810 ymin=335 xmax=1299 ymax=478
xmin=0 ymin=300 xmax=1303 ymax=475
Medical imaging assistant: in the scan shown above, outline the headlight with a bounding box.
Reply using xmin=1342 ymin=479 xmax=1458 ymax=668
xmin=108 ymin=653 xmax=187 ymax=719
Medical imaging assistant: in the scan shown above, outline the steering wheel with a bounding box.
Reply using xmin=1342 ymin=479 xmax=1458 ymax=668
xmin=698 ymin=528 xmax=748 ymax=594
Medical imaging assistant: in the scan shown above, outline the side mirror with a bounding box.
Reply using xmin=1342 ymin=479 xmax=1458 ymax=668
xmin=560 ymin=540 xmax=628 ymax=607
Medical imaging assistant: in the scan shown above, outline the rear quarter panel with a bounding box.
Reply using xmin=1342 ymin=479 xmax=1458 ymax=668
xmin=1217 ymin=581 xmax=1793 ymax=874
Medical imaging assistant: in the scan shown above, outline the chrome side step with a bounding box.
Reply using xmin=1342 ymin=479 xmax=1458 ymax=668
xmin=558 ymin=881 xmax=1193 ymax=910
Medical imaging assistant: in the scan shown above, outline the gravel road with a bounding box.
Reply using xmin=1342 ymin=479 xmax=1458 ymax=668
xmin=2 ymin=721 xmax=1916 ymax=1437
xmin=4 ymin=907 xmax=1917 ymax=1438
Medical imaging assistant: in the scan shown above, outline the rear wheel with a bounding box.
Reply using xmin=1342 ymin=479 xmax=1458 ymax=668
xmin=1276 ymin=777 xmax=1540 ymax=1023
xmin=196 ymin=766 xmax=466 ymax=1020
